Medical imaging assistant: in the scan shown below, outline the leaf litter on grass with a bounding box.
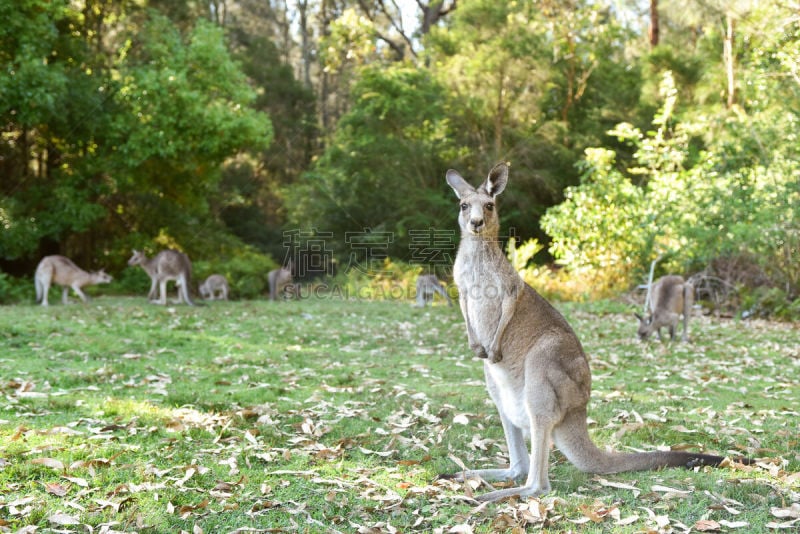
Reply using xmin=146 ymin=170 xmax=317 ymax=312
xmin=0 ymin=298 xmax=797 ymax=532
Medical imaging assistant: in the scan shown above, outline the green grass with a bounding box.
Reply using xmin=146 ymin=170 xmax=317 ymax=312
xmin=0 ymin=296 xmax=797 ymax=533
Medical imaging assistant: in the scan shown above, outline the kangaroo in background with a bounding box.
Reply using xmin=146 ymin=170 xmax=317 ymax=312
xmin=34 ymin=255 xmax=112 ymax=306
xmin=268 ymin=261 xmax=294 ymax=301
xmin=199 ymin=274 xmax=229 ymax=301
xmin=127 ymin=249 xmax=195 ymax=306
xmin=635 ymin=275 xmax=693 ymax=342
xmin=443 ymin=163 xmax=741 ymax=502
xmin=415 ymin=274 xmax=453 ymax=307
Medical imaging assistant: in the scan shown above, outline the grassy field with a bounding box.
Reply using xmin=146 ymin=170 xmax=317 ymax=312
xmin=0 ymin=294 xmax=798 ymax=533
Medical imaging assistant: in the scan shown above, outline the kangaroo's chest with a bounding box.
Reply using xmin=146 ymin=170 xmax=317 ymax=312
xmin=454 ymin=253 xmax=508 ymax=340
xmin=453 ymin=247 xmax=513 ymax=343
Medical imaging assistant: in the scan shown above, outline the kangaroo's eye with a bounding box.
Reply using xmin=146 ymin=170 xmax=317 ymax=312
xmin=486 ymin=203 xmax=494 ymax=212
xmin=460 ymin=203 xmax=468 ymax=211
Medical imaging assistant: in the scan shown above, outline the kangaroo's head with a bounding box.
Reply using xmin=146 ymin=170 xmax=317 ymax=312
xmin=127 ymin=249 xmax=145 ymax=266
xmin=93 ymin=270 xmax=113 ymax=284
xmin=446 ymin=163 xmax=509 ymax=238
xmin=634 ymin=312 xmax=654 ymax=340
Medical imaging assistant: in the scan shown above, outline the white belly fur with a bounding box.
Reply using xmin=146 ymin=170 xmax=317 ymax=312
xmin=485 ymin=362 xmax=530 ymax=434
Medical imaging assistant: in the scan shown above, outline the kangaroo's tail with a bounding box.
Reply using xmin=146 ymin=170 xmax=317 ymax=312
xmin=553 ymin=408 xmax=750 ymax=474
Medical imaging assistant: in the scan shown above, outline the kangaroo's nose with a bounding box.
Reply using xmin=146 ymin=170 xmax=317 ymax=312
xmin=470 ymin=218 xmax=484 ymax=230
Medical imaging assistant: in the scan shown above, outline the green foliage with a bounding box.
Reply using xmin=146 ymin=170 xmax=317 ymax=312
xmin=193 ymin=247 xmax=277 ymax=300
xmin=111 ymin=15 xmax=271 ymax=183
xmin=541 ymin=69 xmax=800 ymax=313
xmin=2 ymin=0 xmax=799 ymax=320
xmin=0 ymin=0 xmax=69 ymax=125
xmin=541 ymin=147 xmax=649 ymax=296
xmin=0 ymin=271 xmax=29 ymax=304
xmin=324 ymin=258 xmax=436 ymax=302
xmin=286 ymin=64 xmax=456 ymax=258
xmin=1 ymin=5 xmax=272 ymax=272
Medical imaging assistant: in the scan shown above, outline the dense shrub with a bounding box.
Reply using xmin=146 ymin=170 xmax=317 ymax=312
xmin=0 ymin=272 xmax=30 ymax=305
xmin=320 ymin=258 xmax=451 ymax=303
xmin=193 ymin=247 xmax=278 ymax=300
xmin=540 ymin=72 xmax=800 ymax=317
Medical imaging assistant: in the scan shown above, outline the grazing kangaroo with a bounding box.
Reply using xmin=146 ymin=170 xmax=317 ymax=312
xmin=415 ymin=274 xmax=453 ymax=307
xmin=199 ymin=274 xmax=229 ymax=301
xmin=635 ymin=275 xmax=692 ymax=342
xmin=127 ymin=249 xmax=195 ymax=306
xmin=268 ymin=261 xmax=294 ymax=301
xmin=444 ymin=163 xmax=741 ymax=502
xmin=34 ymin=255 xmax=112 ymax=306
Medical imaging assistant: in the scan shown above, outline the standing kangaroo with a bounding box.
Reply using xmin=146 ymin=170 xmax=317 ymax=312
xmin=127 ymin=249 xmax=195 ymax=306
xmin=415 ymin=274 xmax=453 ymax=307
xmin=635 ymin=275 xmax=692 ymax=342
xmin=199 ymin=274 xmax=229 ymax=301
xmin=34 ymin=255 xmax=112 ymax=306
xmin=444 ymin=163 xmax=739 ymax=502
xmin=268 ymin=261 xmax=294 ymax=301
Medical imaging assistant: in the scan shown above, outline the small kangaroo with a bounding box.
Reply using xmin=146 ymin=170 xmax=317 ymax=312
xmin=415 ymin=274 xmax=453 ymax=307
xmin=635 ymin=275 xmax=692 ymax=342
xmin=34 ymin=255 xmax=112 ymax=306
xmin=127 ymin=249 xmax=195 ymax=306
xmin=199 ymin=274 xmax=229 ymax=301
xmin=268 ymin=261 xmax=294 ymax=301
xmin=444 ymin=163 xmax=740 ymax=502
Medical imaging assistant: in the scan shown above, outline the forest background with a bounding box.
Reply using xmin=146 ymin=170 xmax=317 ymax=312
xmin=1 ymin=0 xmax=798 ymax=317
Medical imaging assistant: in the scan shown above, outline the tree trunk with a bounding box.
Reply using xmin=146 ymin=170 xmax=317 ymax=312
xmin=494 ymin=64 xmax=506 ymax=157
xmin=648 ymin=0 xmax=659 ymax=47
xmin=420 ymin=0 xmax=457 ymax=35
xmin=298 ymin=0 xmax=312 ymax=89
xmin=561 ymin=34 xmax=576 ymax=123
xmin=724 ymin=13 xmax=736 ymax=108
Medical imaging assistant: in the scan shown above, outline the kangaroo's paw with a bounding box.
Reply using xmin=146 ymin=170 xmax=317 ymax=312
xmin=475 ymin=483 xmax=550 ymax=503
xmin=487 ymin=348 xmax=503 ymax=363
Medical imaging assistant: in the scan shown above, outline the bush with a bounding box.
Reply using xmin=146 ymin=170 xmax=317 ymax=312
xmin=540 ymin=71 xmax=799 ymax=316
xmin=0 ymin=271 xmax=30 ymax=305
xmin=508 ymin=238 xmax=597 ymax=301
xmin=320 ymin=258 xmax=450 ymax=302
xmin=193 ymin=247 xmax=278 ymax=300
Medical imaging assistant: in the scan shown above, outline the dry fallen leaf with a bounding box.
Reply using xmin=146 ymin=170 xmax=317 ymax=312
xmin=44 ymin=482 xmax=68 ymax=497
xmin=453 ymin=414 xmax=470 ymax=425
xmin=719 ymin=519 xmax=750 ymax=528
xmin=31 ymin=458 xmax=65 ymax=471
xmin=596 ymin=477 xmax=641 ymax=496
xmin=771 ymin=504 xmax=800 ymax=519
xmin=693 ymin=519 xmax=721 ymax=531
xmin=766 ymin=519 xmax=800 ymax=530
xmin=63 ymin=475 xmax=89 ymax=487
xmin=48 ymin=512 xmax=81 ymax=525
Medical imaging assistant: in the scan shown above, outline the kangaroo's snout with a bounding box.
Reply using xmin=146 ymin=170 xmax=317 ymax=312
xmin=469 ymin=218 xmax=484 ymax=232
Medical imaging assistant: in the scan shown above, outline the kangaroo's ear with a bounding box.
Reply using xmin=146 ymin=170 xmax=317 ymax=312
xmin=481 ymin=162 xmax=509 ymax=197
xmin=634 ymin=312 xmax=644 ymax=322
xmin=446 ymin=169 xmax=474 ymax=199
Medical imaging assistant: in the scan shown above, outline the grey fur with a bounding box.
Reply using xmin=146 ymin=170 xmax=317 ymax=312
xmin=199 ymin=274 xmax=229 ymax=301
xmin=444 ymin=163 xmax=727 ymax=502
xmin=127 ymin=249 xmax=195 ymax=306
xmin=635 ymin=275 xmax=693 ymax=342
xmin=34 ymin=255 xmax=112 ymax=306
xmin=268 ymin=261 xmax=294 ymax=301
xmin=415 ymin=274 xmax=453 ymax=307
